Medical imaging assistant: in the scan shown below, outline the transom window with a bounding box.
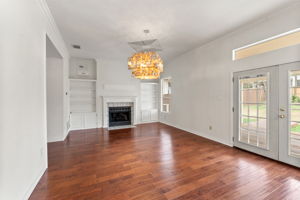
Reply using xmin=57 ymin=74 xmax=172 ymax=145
xmin=233 ymin=28 xmax=300 ymax=60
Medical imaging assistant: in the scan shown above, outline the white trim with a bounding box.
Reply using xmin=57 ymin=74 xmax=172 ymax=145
xmin=160 ymin=121 xmax=233 ymax=147
xmin=232 ymin=27 xmax=300 ymax=60
xmin=47 ymin=136 xmax=64 ymax=143
xmin=69 ymin=127 xmax=99 ymax=131
xmin=160 ymin=77 xmax=172 ymax=113
xmin=63 ymin=129 xmax=71 ymax=140
xmin=139 ymin=121 xmax=159 ymax=125
xmin=230 ymin=73 xmax=234 ymax=150
xmin=23 ymin=167 xmax=46 ymax=200
xmin=69 ymin=127 xmax=88 ymax=131
xmin=48 ymin=122 xmax=72 ymax=142
xmin=102 ymin=96 xmax=138 ymax=128
xmin=36 ymin=0 xmax=69 ymax=56
xmin=69 ymin=78 xmax=97 ymax=82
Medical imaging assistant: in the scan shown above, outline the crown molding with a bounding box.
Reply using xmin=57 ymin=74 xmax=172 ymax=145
xmin=36 ymin=0 xmax=69 ymax=57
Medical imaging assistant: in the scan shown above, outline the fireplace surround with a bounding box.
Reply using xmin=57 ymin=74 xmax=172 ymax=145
xmin=102 ymin=96 xmax=137 ymax=128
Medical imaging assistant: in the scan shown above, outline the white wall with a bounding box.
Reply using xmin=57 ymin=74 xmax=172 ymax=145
xmin=47 ymin=58 xmax=64 ymax=142
xmin=0 ymin=0 xmax=69 ymax=199
xmin=97 ymin=59 xmax=142 ymax=127
xmin=70 ymin=57 xmax=97 ymax=80
xmin=160 ymin=3 xmax=300 ymax=146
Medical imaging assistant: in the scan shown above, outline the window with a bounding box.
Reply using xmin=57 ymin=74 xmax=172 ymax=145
xmin=239 ymin=74 xmax=269 ymax=149
xmin=161 ymin=78 xmax=171 ymax=112
xmin=233 ymin=28 xmax=300 ymax=60
xmin=290 ymin=75 xmax=300 ymax=87
xmin=289 ymin=70 xmax=300 ymax=157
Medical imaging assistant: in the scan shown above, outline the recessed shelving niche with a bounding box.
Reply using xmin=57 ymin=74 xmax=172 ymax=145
xmin=69 ymin=57 xmax=98 ymax=130
xmin=69 ymin=57 xmax=97 ymax=80
xmin=140 ymin=83 xmax=159 ymax=122
xmin=70 ymin=80 xmax=96 ymax=112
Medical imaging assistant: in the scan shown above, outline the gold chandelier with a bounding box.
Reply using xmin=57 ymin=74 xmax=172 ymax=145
xmin=128 ymin=51 xmax=163 ymax=79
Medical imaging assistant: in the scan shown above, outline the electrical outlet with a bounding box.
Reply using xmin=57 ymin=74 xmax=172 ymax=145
xmin=209 ymin=126 xmax=212 ymax=131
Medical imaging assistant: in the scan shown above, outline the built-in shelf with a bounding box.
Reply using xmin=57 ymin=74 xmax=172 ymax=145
xmin=70 ymin=81 xmax=96 ymax=112
xmin=70 ymin=88 xmax=96 ymax=91
xmin=69 ymin=78 xmax=97 ymax=82
xmin=140 ymin=83 xmax=159 ymax=122
xmin=71 ymin=111 xmax=97 ymax=114
xmin=69 ymin=57 xmax=98 ymax=130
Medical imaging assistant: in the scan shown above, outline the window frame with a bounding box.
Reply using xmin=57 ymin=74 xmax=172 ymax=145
xmin=161 ymin=77 xmax=172 ymax=113
xmin=232 ymin=28 xmax=300 ymax=60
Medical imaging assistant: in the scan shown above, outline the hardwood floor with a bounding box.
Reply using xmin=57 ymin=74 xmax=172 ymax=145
xmin=30 ymin=123 xmax=300 ymax=200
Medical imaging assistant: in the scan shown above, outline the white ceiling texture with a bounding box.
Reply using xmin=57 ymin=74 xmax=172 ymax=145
xmin=46 ymin=0 xmax=297 ymax=62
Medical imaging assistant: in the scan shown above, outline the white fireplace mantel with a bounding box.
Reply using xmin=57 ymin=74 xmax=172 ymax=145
xmin=102 ymin=96 xmax=137 ymax=128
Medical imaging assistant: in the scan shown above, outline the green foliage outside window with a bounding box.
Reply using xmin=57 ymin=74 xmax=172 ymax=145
xmin=292 ymin=95 xmax=300 ymax=103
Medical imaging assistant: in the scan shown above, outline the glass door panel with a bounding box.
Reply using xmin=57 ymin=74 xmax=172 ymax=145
xmin=239 ymin=75 xmax=269 ymax=149
xmin=289 ymin=70 xmax=300 ymax=158
xmin=278 ymin=62 xmax=300 ymax=167
xmin=234 ymin=66 xmax=279 ymax=160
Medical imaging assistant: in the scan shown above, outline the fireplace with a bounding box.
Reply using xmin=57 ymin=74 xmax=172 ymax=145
xmin=109 ymin=106 xmax=131 ymax=127
xmin=102 ymin=96 xmax=137 ymax=128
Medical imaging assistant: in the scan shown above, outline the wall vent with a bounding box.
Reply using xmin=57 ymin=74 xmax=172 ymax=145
xmin=72 ymin=44 xmax=81 ymax=49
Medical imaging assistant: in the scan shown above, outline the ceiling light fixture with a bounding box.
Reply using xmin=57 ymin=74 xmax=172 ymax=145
xmin=128 ymin=30 xmax=164 ymax=80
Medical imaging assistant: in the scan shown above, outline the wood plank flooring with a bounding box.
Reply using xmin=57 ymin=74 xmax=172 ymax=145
xmin=30 ymin=123 xmax=300 ymax=200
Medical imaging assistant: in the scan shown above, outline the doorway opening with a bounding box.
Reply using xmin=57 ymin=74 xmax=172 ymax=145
xmin=46 ymin=36 xmax=64 ymax=143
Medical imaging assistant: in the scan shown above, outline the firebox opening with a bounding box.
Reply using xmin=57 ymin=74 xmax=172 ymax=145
xmin=109 ymin=106 xmax=132 ymax=127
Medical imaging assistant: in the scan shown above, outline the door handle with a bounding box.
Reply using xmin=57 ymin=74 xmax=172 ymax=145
xmin=279 ymin=114 xmax=286 ymax=119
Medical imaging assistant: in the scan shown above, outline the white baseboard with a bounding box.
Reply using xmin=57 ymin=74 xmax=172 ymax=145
xmin=64 ymin=127 xmax=71 ymax=140
xmin=48 ymin=128 xmax=71 ymax=143
xmin=160 ymin=121 xmax=233 ymax=147
xmin=138 ymin=121 xmax=159 ymax=125
xmin=47 ymin=136 xmax=63 ymax=143
xmin=69 ymin=126 xmax=100 ymax=131
xmin=23 ymin=166 xmax=46 ymax=200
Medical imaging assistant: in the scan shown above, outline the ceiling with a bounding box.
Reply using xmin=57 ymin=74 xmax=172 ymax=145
xmin=46 ymin=0 xmax=296 ymax=62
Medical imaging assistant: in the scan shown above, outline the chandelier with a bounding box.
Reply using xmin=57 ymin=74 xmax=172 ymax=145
xmin=127 ymin=30 xmax=164 ymax=79
xmin=128 ymin=51 xmax=163 ymax=79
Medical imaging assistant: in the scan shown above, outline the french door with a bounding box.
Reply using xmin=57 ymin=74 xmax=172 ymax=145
xmin=233 ymin=62 xmax=300 ymax=167
xmin=233 ymin=66 xmax=279 ymax=160
xmin=279 ymin=62 xmax=300 ymax=167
